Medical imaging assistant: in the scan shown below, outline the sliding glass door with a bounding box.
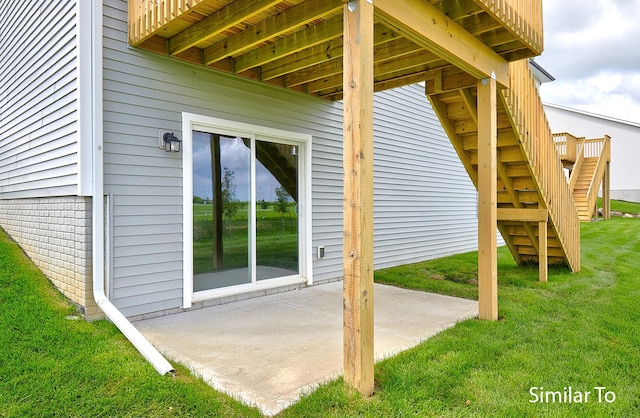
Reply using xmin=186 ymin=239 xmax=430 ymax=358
xmin=255 ymin=141 xmax=299 ymax=281
xmin=184 ymin=114 xmax=310 ymax=304
xmin=192 ymin=132 xmax=251 ymax=291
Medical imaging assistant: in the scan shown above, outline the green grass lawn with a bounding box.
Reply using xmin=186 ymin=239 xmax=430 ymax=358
xmin=598 ymin=197 xmax=640 ymax=215
xmin=282 ymin=217 xmax=640 ymax=417
xmin=193 ymin=203 xmax=298 ymax=274
xmin=2 ymin=213 xmax=640 ymax=416
xmin=0 ymin=229 xmax=263 ymax=418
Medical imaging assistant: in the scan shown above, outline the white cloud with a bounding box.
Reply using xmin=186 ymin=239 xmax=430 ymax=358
xmin=536 ymin=0 xmax=640 ymax=123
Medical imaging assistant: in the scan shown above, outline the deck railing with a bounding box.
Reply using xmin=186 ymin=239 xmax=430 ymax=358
xmin=569 ymin=138 xmax=585 ymax=190
xmin=475 ymin=0 xmax=544 ymax=55
xmin=502 ymin=59 xmax=580 ymax=272
xmin=128 ymin=0 xmax=207 ymax=44
xmin=583 ymin=136 xmax=611 ymax=219
xmin=582 ymin=137 xmax=610 ymax=159
xmin=552 ymin=132 xmax=579 ymax=163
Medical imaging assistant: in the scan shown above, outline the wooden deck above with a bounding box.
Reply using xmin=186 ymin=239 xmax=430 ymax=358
xmin=128 ymin=0 xmax=543 ymax=99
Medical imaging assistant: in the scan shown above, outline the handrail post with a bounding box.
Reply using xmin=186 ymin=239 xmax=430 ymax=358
xmin=539 ymin=220 xmax=547 ymax=282
xmin=506 ymin=59 xmax=579 ymax=272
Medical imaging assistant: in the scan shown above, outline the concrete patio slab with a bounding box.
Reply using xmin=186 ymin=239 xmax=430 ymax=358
xmin=134 ymin=281 xmax=478 ymax=416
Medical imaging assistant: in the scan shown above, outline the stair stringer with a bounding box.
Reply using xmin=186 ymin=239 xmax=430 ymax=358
xmin=427 ymin=60 xmax=580 ymax=272
xmin=499 ymin=60 xmax=580 ymax=272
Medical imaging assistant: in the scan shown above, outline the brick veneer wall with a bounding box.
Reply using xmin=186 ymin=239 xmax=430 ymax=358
xmin=0 ymin=196 xmax=102 ymax=320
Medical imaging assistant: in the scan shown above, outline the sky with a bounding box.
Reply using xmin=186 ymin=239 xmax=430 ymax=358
xmin=192 ymin=132 xmax=285 ymax=202
xmin=535 ymin=0 xmax=640 ymax=123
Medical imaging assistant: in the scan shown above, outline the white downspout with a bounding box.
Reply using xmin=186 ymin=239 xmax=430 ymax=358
xmin=84 ymin=0 xmax=173 ymax=375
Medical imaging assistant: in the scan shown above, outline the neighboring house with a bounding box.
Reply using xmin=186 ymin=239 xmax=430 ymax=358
xmin=0 ymin=1 xmax=478 ymax=321
xmin=542 ymin=103 xmax=640 ymax=203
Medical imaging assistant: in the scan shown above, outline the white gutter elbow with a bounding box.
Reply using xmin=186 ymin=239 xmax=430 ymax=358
xmin=92 ymin=291 xmax=175 ymax=375
xmin=83 ymin=0 xmax=173 ymax=376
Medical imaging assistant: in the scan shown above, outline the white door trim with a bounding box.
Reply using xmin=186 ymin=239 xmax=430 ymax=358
xmin=182 ymin=113 xmax=312 ymax=308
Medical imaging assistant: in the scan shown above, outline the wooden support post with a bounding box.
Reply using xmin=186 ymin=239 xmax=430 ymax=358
xmin=342 ymin=0 xmax=375 ymax=396
xmin=538 ymin=221 xmax=548 ymax=283
xmin=477 ymin=76 xmax=498 ymax=321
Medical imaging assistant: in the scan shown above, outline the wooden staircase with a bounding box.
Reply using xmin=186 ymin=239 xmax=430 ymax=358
xmin=572 ymin=158 xmax=598 ymax=220
xmin=427 ymin=60 xmax=580 ymax=272
xmin=566 ymin=136 xmax=611 ymax=222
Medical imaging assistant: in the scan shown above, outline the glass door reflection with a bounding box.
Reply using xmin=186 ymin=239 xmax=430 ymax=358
xmin=192 ymin=132 xmax=251 ymax=291
xmin=255 ymin=141 xmax=299 ymax=280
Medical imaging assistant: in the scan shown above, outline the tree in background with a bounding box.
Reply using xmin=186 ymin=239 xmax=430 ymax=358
xmin=222 ymin=167 xmax=239 ymax=237
xmin=273 ymin=186 xmax=291 ymax=233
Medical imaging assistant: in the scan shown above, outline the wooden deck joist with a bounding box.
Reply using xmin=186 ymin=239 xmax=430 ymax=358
xmin=497 ymin=208 xmax=548 ymax=222
xmin=128 ymin=0 xmax=542 ymax=100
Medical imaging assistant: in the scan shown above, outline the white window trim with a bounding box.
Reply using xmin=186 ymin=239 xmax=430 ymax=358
xmin=182 ymin=113 xmax=313 ymax=308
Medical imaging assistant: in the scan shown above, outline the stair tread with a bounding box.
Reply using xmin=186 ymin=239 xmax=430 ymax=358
xmin=431 ymin=68 xmax=580 ymax=271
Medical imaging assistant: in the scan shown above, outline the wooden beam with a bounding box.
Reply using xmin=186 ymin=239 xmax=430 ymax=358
xmin=262 ymin=38 xmax=343 ymax=81
xmin=461 ymin=11 xmax=504 ymax=38
xmin=287 ymin=34 xmax=424 ymax=89
xmin=497 ymin=208 xmax=548 ymax=222
xmin=232 ymin=15 xmax=344 ymax=73
xmin=474 ymin=145 xmax=524 ymax=164
xmin=375 ymin=0 xmax=509 ymax=87
xmin=305 ymin=46 xmax=441 ymax=93
xmin=343 ymin=0 xmax=375 ymax=397
xmin=261 ymin=23 xmax=400 ymax=81
xmin=168 ymin=0 xmax=281 ymax=56
xmin=520 ymin=247 xmax=566 ymax=258
xmin=477 ymin=76 xmax=498 ymax=321
xmin=372 ymin=65 xmax=445 ymax=92
xmin=425 ymin=67 xmax=479 ymax=95
xmin=539 ymin=221 xmax=548 ymax=282
xmin=203 ymin=0 xmax=344 ymax=67
xmin=435 ymin=0 xmax=484 ymax=21
xmin=498 ymin=190 xmax=539 ymax=204
xmin=496 ymin=155 xmax=520 ymax=208
xmin=324 ymin=63 xmax=450 ymax=100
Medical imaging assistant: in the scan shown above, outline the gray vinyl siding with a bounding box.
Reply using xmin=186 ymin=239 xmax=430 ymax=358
xmin=103 ymin=0 xmax=343 ymax=317
xmin=0 ymin=0 xmax=78 ymax=198
xmin=104 ymin=0 xmax=479 ymax=318
xmin=372 ymin=86 xmax=478 ymax=268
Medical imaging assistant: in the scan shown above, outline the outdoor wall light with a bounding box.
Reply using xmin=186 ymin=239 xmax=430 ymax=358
xmin=159 ymin=130 xmax=182 ymax=152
